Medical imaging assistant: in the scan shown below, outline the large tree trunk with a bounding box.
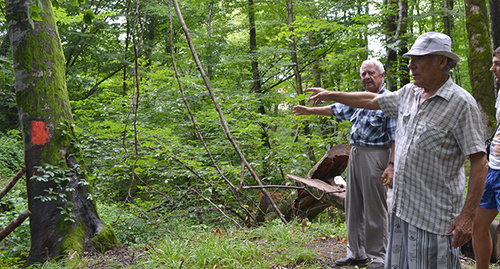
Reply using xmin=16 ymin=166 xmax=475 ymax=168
xmin=5 ymin=0 xmax=117 ymax=265
xmin=464 ymin=0 xmax=496 ymax=127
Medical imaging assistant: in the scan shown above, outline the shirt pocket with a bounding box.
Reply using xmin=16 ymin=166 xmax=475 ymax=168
xmin=362 ymin=113 xmax=386 ymax=139
xmin=415 ymin=122 xmax=446 ymax=154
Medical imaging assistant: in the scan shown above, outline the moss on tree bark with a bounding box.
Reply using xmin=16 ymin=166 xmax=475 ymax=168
xmin=5 ymin=0 xmax=119 ymax=265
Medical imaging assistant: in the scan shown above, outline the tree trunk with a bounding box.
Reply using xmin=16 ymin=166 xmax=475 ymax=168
xmin=464 ymin=0 xmax=496 ymax=127
xmin=385 ymin=0 xmax=409 ymax=91
xmin=248 ymin=0 xmax=272 ymax=182
xmin=490 ymin=0 xmax=500 ymax=50
xmin=286 ymin=0 xmax=315 ymax=163
xmin=5 ymin=0 xmax=117 ymax=265
xmin=384 ymin=0 xmax=398 ymax=92
xmin=206 ymin=1 xmax=214 ymax=79
xmin=443 ymin=0 xmax=454 ymax=37
xmin=489 ymin=0 xmax=500 ymax=91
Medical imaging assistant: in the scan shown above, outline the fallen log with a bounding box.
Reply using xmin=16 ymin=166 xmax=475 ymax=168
xmin=306 ymin=144 xmax=350 ymax=184
xmin=285 ymin=144 xmax=350 ymax=220
xmin=287 ymin=175 xmax=346 ymax=206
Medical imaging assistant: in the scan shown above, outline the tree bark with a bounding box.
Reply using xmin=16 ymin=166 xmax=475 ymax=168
xmin=464 ymin=0 xmax=496 ymax=127
xmin=5 ymin=0 xmax=116 ymax=265
xmin=385 ymin=0 xmax=398 ymax=92
xmin=490 ymin=0 xmax=500 ymax=50
xmin=385 ymin=0 xmax=409 ymax=91
xmin=443 ymin=0 xmax=454 ymax=37
xmin=489 ymin=0 xmax=500 ymax=91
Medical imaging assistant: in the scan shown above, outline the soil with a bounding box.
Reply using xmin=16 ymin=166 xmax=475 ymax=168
xmin=81 ymin=237 xmax=480 ymax=268
xmin=307 ymin=236 xmax=478 ymax=268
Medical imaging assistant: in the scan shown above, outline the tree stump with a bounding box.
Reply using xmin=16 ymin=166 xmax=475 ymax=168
xmin=285 ymin=144 xmax=350 ymax=220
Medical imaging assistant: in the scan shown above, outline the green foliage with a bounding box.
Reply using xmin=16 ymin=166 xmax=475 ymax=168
xmin=0 ymin=130 xmax=24 ymax=179
xmin=0 ymin=0 xmax=489 ymax=266
xmin=0 ymin=176 xmax=29 ymax=268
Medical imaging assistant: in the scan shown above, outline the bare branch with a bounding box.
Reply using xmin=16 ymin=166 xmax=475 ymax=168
xmin=0 ymin=168 xmax=25 ymax=201
xmin=0 ymin=209 xmax=31 ymax=242
xmin=171 ymin=0 xmax=288 ymax=224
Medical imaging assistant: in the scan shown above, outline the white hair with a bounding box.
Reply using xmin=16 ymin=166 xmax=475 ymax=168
xmin=360 ymin=59 xmax=385 ymax=75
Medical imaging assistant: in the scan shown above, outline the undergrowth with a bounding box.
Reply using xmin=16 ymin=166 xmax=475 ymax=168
xmin=24 ymin=208 xmax=347 ymax=269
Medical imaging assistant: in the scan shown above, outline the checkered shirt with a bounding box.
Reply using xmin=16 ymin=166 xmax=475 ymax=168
xmin=378 ymin=78 xmax=485 ymax=235
xmin=331 ymin=87 xmax=396 ymax=147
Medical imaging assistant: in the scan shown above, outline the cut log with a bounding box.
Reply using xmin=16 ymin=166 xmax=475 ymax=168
xmin=288 ymin=175 xmax=346 ymax=206
xmin=307 ymin=144 xmax=350 ymax=184
xmin=285 ymin=144 xmax=350 ymax=220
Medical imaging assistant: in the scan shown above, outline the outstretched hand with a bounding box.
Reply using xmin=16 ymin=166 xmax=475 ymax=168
xmin=305 ymin=87 xmax=331 ymax=106
xmin=292 ymin=105 xmax=310 ymax=115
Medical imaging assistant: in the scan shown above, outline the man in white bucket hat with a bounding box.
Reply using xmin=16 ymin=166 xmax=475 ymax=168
xmin=299 ymin=32 xmax=487 ymax=268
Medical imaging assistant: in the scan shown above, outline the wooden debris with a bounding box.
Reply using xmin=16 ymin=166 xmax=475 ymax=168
xmin=285 ymin=144 xmax=350 ymax=220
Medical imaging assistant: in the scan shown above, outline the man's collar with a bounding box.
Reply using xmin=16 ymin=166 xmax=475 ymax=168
xmin=412 ymin=77 xmax=454 ymax=101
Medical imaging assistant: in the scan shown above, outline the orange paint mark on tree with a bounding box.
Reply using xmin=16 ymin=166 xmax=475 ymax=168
xmin=31 ymin=121 xmax=50 ymax=145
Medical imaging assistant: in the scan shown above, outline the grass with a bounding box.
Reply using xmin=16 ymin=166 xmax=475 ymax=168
xmin=30 ymin=209 xmax=346 ymax=269
xmin=5 ymin=205 xmax=500 ymax=269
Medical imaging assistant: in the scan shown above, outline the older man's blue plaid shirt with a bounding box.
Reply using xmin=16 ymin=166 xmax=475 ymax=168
xmin=331 ymin=87 xmax=396 ymax=147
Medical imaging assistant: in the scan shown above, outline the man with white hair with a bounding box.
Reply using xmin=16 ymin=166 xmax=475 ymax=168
xmin=300 ymin=32 xmax=487 ymax=267
xmin=294 ymin=59 xmax=396 ymax=268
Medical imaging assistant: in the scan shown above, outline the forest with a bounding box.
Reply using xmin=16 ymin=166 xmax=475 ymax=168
xmin=0 ymin=0 xmax=499 ymax=267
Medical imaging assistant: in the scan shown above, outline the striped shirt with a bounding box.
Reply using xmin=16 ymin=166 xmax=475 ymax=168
xmin=378 ymin=78 xmax=485 ymax=235
xmin=331 ymin=87 xmax=396 ymax=147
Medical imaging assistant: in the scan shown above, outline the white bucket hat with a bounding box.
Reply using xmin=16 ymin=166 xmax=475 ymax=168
xmin=403 ymin=32 xmax=460 ymax=63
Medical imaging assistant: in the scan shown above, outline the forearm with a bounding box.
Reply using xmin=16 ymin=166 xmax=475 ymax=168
xmin=293 ymin=105 xmax=333 ymax=116
xmin=332 ymin=91 xmax=380 ymax=110
xmin=447 ymin=152 xmax=487 ymax=247
xmin=462 ymin=153 xmax=488 ymax=216
xmin=307 ymin=106 xmax=333 ymax=116
xmin=306 ymin=88 xmax=380 ymax=110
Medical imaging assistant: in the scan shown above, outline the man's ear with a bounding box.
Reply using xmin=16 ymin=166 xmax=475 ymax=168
xmin=439 ymin=55 xmax=448 ymax=69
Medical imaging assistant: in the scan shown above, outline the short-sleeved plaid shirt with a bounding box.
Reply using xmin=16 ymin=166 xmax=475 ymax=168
xmin=331 ymin=87 xmax=396 ymax=147
xmin=378 ymin=78 xmax=485 ymax=235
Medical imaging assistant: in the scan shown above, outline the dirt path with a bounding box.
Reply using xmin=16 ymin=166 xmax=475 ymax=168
xmin=308 ymin=237 xmax=478 ymax=268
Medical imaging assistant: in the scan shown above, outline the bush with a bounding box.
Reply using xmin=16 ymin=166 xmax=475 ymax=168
xmin=0 ymin=130 xmax=23 ymax=179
